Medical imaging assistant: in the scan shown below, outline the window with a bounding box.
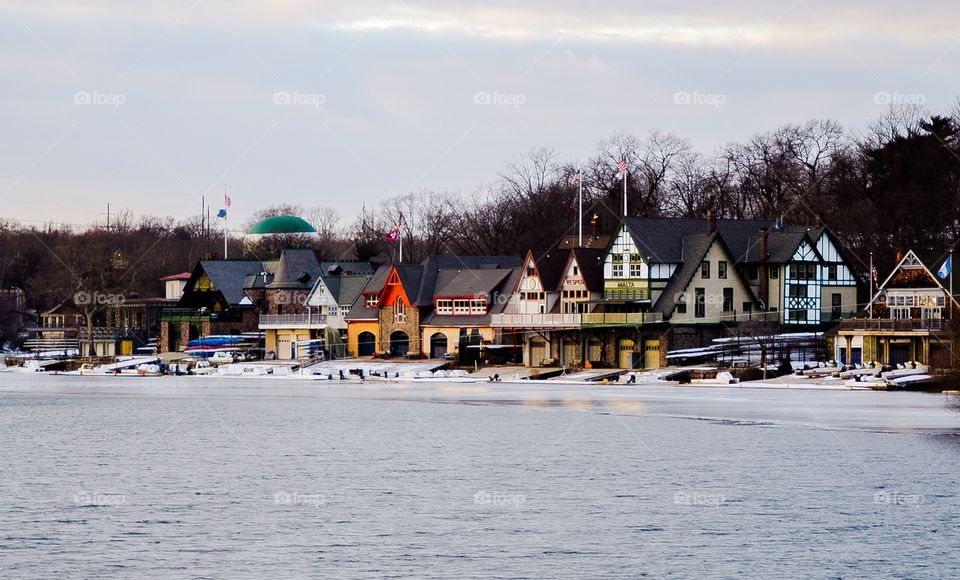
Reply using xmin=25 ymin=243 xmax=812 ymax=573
xmin=789 ymin=264 xmax=817 ymax=280
xmin=831 ymin=293 xmax=842 ymax=320
xmin=695 ymin=288 xmax=705 ymax=318
xmin=828 ymin=264 xmax=837 ymax=280
xmin=629 ymin=263 xmax=643 ymax=278
xmin=770 ymin=267 xmax=779 ymax=279
xmin=394 ymin=298 xmax=406 ymax=323
xmin=746 ymin=265 xmax=758 ymax=280
xmin=436 ymin=300 xmax=453 ymax=315
xmin=365 ymin=294 xmax=379 ymax=308
xmin=701 ymin=261 xmax=711 ymax=279
xmin=573 ymin=266 xmax=579 ymax=276
xmin=453 ymin=300 xmax=470 ymax=315
xmin=722 ymin=288 xmax=733 ymax=312
xmin=788 ymin=309 xmax=807 ymax=322
xmin=743 ymin=302 xmax=753 ymax=315
xmin=718 ymin=261 xmax=728 ymax=279
xmin=613 ymin=263 xmax=624 ymax=278
xmin=675 ymin=300 xmax=687 ymax=314
xmin=788 ymin=284 xmax=808 ymax=298
xmin=470 ymin=299 xmax=486 ymax=314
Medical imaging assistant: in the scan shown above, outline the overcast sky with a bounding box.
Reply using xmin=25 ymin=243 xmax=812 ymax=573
xmin=1 ymin=0 xmax=957 ymax=229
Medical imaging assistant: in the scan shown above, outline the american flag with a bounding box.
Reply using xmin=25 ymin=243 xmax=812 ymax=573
xmin=224 ymin=193 xmax=232 ymax=208
xmin=616 ymin=158 xmax=628 ymax=174
xmin=385 ymin=212 xmax=405 ymax=241
xmin=569 ymin=167 xmax=581 ymax=185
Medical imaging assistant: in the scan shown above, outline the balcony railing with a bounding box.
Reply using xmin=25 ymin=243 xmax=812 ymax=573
xmin=259 ymin=313 xmax=328 ymax=328
xmin=581 ymin=312 xmax=663 ymax=325
xmin=839 ymin=318 xmax=945 ymax=332
xmin=491 ymin=313 xmax=582 ymax=328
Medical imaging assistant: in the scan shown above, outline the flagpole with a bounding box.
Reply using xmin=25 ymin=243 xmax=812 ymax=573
xmin=868 ymin=252 xmax=873 ymax=317
xmin=622 ymin=169 xmax=627 ymax=217
xmin=399 ymin=228 xmax=403 ymax=264
xmin=950 ymin=249 xmax=954 ymax=318
xmin=578 ymin=172 xmax=583 ymax=246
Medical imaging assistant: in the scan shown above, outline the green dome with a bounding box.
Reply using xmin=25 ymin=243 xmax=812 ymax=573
xmin=247 ymin=215 xmax=317 ymax=235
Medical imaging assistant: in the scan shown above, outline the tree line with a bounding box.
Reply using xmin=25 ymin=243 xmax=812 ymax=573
xmin=2 ymin=102 xmax=959 ymax=345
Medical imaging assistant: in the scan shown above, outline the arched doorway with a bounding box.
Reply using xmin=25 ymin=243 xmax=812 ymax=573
xmin=529 ymin=338 xmax=547 ymax=367
xmin=618 ymin=337 xmax=637 ymax=369
xmin=561 ymin=337 xmax=578 ymax=368
xmin=429 ymin=332 xmax=448 ymax=359
xmin=390 ymin=330 xmax=409 ymax=357
xmin=357 ymin=331 xmax=376 ymax=357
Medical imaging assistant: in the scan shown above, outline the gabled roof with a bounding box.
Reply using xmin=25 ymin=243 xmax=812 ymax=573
xmin=268 ymin=248 xmax=323 ymax=289
xmin=872 ymin=250 xmax=957 ymax=308
xmin=319 ymin=261 xmax=375 ymax=276
xmin=421 ymin=266 xmax=522 ymax=326
xmin=568 ymin=248 xmax=605 ymax=292
xmin=525 ymin=249 xmax=568 ymax=292
xmin=194 ymin=260 xmax=266 ymax=306
xmin=345 ymin=266 xmax=391 ymax=321
xmin=651 ymin=233 xmax=762 ymax=316
xmin=651 ymin=233 xmax=715 ymax=316
xmin=619 ymin=216 xmax=823 ymax=266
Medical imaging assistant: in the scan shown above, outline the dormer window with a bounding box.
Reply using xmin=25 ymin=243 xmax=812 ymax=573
xmin=365 ymin=294 xmax=379 ymax=308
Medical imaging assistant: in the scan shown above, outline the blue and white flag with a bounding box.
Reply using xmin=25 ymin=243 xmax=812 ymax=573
xmin=938 ymin=255 xmax=952 ymax=279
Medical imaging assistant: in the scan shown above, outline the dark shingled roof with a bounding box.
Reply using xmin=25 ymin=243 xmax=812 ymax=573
xmin=320 ymin=261 xmax=375 ymax=276
xmin=436 ymin=269 xmax=511 ymax=297
xmin=569 ymin=248 xmax=605 ymax=292
xmin=344 ymin=266 xmax=391 ymax=320
xmin=268 ymin=248 xmax=323 ymax=289
xmin=196 ymin=260 xmax=266 ymax=306
xmin=421 ymin=266 xmax=522 ymax=326
xmin=651 ymin=234 xmax=715 ymax=316
xmin=622 ymin=216 xmax=823 ymax=266
xmin=527 ymin=249 xmax=568 ymax=292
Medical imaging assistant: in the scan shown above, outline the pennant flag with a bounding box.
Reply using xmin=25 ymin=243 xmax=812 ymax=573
xmin=569 ymin=167 xmax=581 ymax=185
xmin=385 ymin=227 xmax=399 ymax=241
xmin=217 ymin=208 xmax=227 ymax=220
xmin=871 ymin=264 xmax=878 ymax=286
xmin=938 ymin=255 xmax=952 ymax=279
xmin=224 ymin=194 xmax=232 ymax=208
xmin=616 ymin=158 xmax=628 ymax=175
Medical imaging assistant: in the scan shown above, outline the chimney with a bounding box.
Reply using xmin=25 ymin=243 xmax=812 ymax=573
xmin=706 ymin=209 xmax=716 ymax=234
xmin=895 ymin=250 xmax=902 ymax=263
xmin=758 ymin=228 xmax=769 ymax=308
xmin=814 ymin=214 xmax=822 ymax=228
